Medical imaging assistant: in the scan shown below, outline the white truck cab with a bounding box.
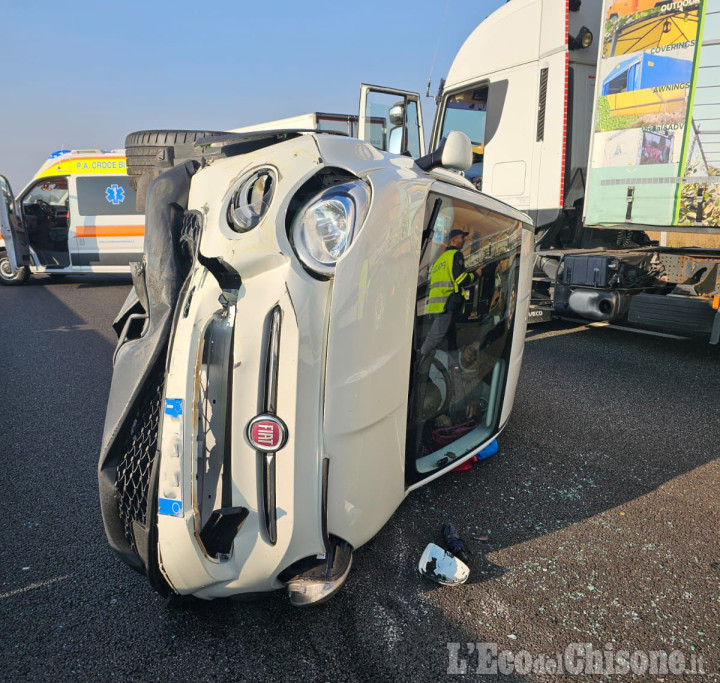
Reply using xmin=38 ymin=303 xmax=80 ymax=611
xmin=0 ymin=150 xmax=144 ymax=285
xmin=431 ymin=0 xmax=720 ymax=342
xmin=428 ymin=0 xmax=601 ymax=228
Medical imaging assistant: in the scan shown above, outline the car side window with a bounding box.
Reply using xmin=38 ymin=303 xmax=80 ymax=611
xmin=0 ymin=177 xmax=15 ymax=216
xmin=362 ymin=90 xmax=423 ymax=157
xmin=75 ymin=177 xmax=141 ymax=216
xmin=405 ymin=193 xmax=522 ymax=485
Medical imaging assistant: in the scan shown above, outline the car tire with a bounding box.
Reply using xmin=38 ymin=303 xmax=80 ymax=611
xmin=125 ymin=129 xmax=227 ymax=211
xmin=0 ymin=254 xmax=29 ymax=285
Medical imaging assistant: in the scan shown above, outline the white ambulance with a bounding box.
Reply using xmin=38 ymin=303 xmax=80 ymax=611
xmin=0 ymin=150 xmax=144 ymax=285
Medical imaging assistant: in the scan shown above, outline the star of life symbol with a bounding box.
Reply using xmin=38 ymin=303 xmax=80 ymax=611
xmin=105 ymin=184 xmax=125 ymax=205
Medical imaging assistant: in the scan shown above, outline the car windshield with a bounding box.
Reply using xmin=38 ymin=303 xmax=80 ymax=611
xmin=23 ymin=179 xmax=69 ymax=207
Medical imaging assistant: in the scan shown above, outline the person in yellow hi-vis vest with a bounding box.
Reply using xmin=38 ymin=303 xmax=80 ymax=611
xmin=421 ymin=229 xmax=482 ymax=360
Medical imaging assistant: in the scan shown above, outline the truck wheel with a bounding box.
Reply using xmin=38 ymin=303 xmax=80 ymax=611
xmin=0 ymin=254 xmax=29 ymax=285
xmin=125 ymin=129 xmax=227 ymax=211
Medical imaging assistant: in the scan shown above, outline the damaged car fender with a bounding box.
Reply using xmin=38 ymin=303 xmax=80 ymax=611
xmin=323 ymin=168 xmax=432 ymax=548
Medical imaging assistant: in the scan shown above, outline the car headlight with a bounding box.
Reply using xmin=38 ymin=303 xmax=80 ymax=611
xmin=227 ymin=168 xmax=275 ymax=233
xmin=291 ymin=181 xmax=370 ymax=277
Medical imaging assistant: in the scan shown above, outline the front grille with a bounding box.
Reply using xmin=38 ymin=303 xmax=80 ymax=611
xmin=180 ymin=210 xmax=203 ymax=265
xmin=115 ymin=364 xmax=165 ymax=553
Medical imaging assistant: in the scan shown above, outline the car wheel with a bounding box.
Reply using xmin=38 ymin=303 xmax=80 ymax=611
xmin=125 ymin=129 xmax=227 ymax=211
xmin=0 ymin=254 xmax=29 ymax=285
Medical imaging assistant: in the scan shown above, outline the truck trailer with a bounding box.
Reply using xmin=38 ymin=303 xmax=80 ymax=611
xmin=432 ymin=0 xmax=720 ymax=342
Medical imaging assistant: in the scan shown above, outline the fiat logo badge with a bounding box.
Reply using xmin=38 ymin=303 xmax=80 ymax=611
xmin=246 ymin=414 xmax=288 ymax=452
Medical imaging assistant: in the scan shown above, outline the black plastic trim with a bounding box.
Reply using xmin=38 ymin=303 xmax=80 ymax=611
xmin=199 ymin=507 xmax=249 ymax=558
xmin=321 ymin=457 xmax=331 ymax=556
xmin=222 ymin=311 xmax=236 ymax=509
xmin=537 ymin=68 xmax=549 ymax=142
xmin=74 ymin=252 xmax=138 ymax=266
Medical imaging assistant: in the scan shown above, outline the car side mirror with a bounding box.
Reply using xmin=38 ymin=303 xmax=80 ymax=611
xmin=418 ymin=543 xmax=470 ymax=585
xmin=441 ymin=131 xmax=473 ymax=170
xmin=415 ymin=131 xmax=473 ymax=172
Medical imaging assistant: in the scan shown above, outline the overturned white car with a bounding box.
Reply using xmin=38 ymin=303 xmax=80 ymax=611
xmin=98 ymin=87 xmax=533 ymax=605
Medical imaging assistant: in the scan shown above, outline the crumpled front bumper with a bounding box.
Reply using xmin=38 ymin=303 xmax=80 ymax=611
xmin=156 ymin=255 xmax=332 ymax=597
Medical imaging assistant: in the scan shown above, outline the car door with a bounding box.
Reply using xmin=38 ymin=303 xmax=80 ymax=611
xmin=405 ymin=186 xmax=527 ymax=490
xmin=0 ymin=175 xmax=31 ymax=271
xmin=19 ymin=176 xmax=72 ymax=270
xmin=358 ymin=84 xmax=425 ymax=157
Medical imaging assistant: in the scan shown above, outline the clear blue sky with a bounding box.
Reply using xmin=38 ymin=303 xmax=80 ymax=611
xmin=0 ymin=0 xmax=504 ymax=189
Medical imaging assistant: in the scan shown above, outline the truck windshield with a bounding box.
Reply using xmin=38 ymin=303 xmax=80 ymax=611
xmin=440 ymin=86 xmax=488 ymax=187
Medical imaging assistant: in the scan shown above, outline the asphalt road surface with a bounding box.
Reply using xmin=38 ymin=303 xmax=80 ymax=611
xmin=1 ymin=275 xmax=718 ymax=682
